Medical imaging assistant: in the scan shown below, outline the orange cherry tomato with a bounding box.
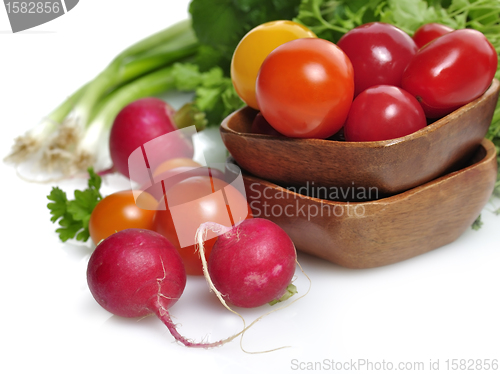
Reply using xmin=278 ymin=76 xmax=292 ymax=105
xmin=89 ymin=190 xmax=157 ymax=244
xmin=152 ymin=157 xmax=202 ymax=179
xmin=154 ymin=175 xmax=252 ymax=275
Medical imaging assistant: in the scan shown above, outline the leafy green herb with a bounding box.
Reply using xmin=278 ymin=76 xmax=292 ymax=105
xmin=47 ymin=168 xmax=102 ymax=242
xmin=189 ymin=0 xmax=302 ymax=73
xmin=294 ymin=0 xmax=379 ymax=42
xmin=170 ymin=63 xmax=245 ymax=126
xmin=472 ymin=214 xmax=484 ymax=230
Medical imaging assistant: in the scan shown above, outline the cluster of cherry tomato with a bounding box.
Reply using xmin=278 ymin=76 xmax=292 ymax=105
xmin=230 ymin=20 xmax=498 ymax=142
xmin=88 ymin=158 xmax=252 ymax=276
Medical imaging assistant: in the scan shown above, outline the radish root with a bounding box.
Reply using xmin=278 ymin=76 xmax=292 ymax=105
xmin=153 ymin=255 xmax=234 ymax=349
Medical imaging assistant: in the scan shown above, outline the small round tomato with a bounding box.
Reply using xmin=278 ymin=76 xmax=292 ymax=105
xmin=337 ymin=22 xmax=418 ymax=97
xmin=255 ymin=38 xmax=354 ymax=139
xmin=152 ymin=157 xmax=201 ymax=179
xmin=154 ymin=176 xmax=252 ymax=275
xmin=231 ymin=20 xmax=316 ymax=110
xmin=402 ymin=29 xmax=498 ymax=118
xmin=89 ymin=190 xmax=157 ymax=244
xmin=344 ymin=85 xmax=427 ymax=142
xmin=412 ymin=23 xmax=453 ymax=49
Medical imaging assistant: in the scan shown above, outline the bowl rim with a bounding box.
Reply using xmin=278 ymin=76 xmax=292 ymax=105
xmin=221 ymin=78 xmax=500 ymax=149
xmin=237 ymin=138 xmax=497 ymax=206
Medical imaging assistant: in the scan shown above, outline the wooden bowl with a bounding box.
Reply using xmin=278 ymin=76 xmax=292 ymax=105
xmin=221 ymin=79 xmax=499 ymax=197
xmin=228 ymin=138 xmax=497 ymax=268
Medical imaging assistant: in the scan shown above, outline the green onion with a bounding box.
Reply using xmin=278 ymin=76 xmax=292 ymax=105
xmin=5 ymin=19 xmax=199 ymax=180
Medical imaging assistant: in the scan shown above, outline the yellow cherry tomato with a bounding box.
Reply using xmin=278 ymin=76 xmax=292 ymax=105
xmin=230 ymin=20 xmax=316 ymax=110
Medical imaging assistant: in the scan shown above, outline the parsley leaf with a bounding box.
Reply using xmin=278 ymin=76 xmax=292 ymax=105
xmin=47 ymin=187 xmax=68 ymax=223
xmin=47 ymin=168 xmax=102 ymax=242
xmin=294 ymin=0 xmax=381 ymax=42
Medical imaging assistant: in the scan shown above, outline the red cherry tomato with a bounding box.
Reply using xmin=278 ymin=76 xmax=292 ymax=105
xmin=402 ymin=29 xmax=498 ymax=118
xmin=337 ymin=22 xmax=418 ymax=97
xmin=255 ymin=38 xmax=354 ymax=139
xmin=412 ymin=23 xmax=454 ymax=49
xmin=344 ymin=85 xmax=427 ymax=142
xmin=89 ymin=190 xmax=157 ymax=245
xmin=251 ymin=112 xmax=283 ymax=136
xmin=154 ymin=176 xmax=252 ymax=275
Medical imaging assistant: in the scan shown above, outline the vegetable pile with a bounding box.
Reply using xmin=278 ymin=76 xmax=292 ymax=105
xmin=6 ymin=0 xmax=500 ymax=196
xmin=10 ymin=0 xmax=500 ymax=349
xmin=51 ymin=166 xmax=302 ymax=348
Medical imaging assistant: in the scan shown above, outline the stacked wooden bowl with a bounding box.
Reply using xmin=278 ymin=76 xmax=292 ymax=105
xmin=220 ymin=79 xmax=499 ymax=268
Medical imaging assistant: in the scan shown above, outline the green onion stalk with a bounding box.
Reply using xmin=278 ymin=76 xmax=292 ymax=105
xmin=5 ymin=19 xmax=199 ymax=180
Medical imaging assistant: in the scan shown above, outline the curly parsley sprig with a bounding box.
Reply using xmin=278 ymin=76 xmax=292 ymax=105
xmin=47 ymin=168 xmax=102 ymax=242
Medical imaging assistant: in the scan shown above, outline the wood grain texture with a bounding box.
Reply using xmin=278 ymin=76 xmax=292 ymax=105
xmin=221 ymin=79 xmax=499 ymax=197
xmin=231 ymin=139 xmax=498 ymax=268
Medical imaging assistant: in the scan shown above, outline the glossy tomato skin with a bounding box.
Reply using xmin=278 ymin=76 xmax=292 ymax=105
xmin=402 ymin=29 xmax=498 ymax=118
xmin=88 ymin=190 xmax=157 ymax=244
xmin=412 ymin=23 xmax=453 ymax=49
xmin=231 ymin=20 xmax=316 ymax=110
xmin=337 ymin=22 xmax=418 ymax=97
xmin=344 ymin=85 xmax=427 ymax=142
xmin=256 ymin=38 xmax=354 ymax=139
xmin=154 ymin=176 xmax=252 ymax=276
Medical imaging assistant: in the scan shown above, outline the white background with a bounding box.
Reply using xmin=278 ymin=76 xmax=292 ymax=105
xmin=1 ymin=1 xmax=499 ymax=373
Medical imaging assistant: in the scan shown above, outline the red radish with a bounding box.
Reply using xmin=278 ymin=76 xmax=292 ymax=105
xmin=197 ymin=218 xmax=298 ymax=308
xmin=87 ymin=228 xmax=227 ymax=348
xmin=109 ymin=97 xmax=194 ymax=179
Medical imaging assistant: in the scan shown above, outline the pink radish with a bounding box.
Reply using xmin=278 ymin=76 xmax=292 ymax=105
xmin=197 ymin=218 xmax=298 ymax=308
xmin=109 ymin=97 xmax=194 ymax=179
xmin=87 ymin=228 xmax=228 ymax=348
